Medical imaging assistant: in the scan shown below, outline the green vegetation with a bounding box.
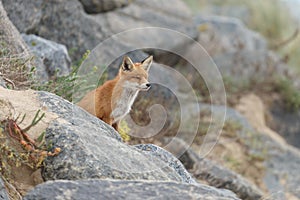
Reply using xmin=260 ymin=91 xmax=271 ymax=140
xmin=30 ymin=50 xmax=108 ymax=102
xmin=275 ymin=78 xmax=300 ymax=111
xmin=243 ymin=131 xmax=268 ymax=162
xmin=119 ymin=120 xmax=131 ymax=142
xmin=224 ymin=155 xmax=241 ymax=170
xmin=0 ymin=110 xmax=60 ymax=199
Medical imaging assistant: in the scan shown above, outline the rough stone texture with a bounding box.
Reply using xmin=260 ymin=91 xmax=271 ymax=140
xmin=0 ymin=0 xmax=30 ymax=55
xmin=22 ymin=34 xmax=71 ymax=81
xmin=3 ymin=0 xmax=108 ymax=60
xmin=269 ymin=106 xmax=300 ymax=149
xmin=24 ymin=179 xmax=240 ymax=200
xmin=2 ymin=0 xmax=197 ymax=62
xmin=212 ymin=50 xmax=292 ymax=86
xmin=37 ymin=91 xmax=188 ymax=182
xmin=200 ymin=5 xmax=251 ymax=25
xmin=135 ymin=144 xmax=196 ymax=184
xmin=0 ymin=77 xmax=6 ymax=88
xmin=1 ymin=0 xmax=42 ymax=34
xmin=0 ymin=178 xmax=9 ymax=200
xmin=79 ymin=0 xmax=129 ymax=13
xmin=191 ymin=158 xmax=264 ymax=200
xmin=195 ymin=15 xmax=266 ymax=53
xmin=160 ymin=137 xmax=264 ymax=200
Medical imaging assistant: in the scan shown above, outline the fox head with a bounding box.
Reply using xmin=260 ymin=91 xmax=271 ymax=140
xmin=119 ymin=55 xmax=153 ymax=91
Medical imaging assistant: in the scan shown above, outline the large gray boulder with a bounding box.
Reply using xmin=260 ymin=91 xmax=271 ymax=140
xmin=184 ymin=15 xmax=298 ymax=91
xmin=24 ymin=179 xmax=240 ymax=200
xmin=0 ymin=87 xmax=240 ymax=199
xmin=269 ymin=106 xmax=300 ymax=149
xmin=78 ymin=0 xmax=129 ymax=13
xmin=191 ymin=155 xmax=264 ymax=200
xmin=37 ymin=91 xmax=191 ymax=182
xmin=0 ymin=77 xmax=6 ymax=88
xmin=135 ymin=144 xmax=196 ymax=184
xmin=195 ymin=15 xmax=267 ymax=54
xmin=1 ymin=0 xmax=42 ymax=35
xmin=22 ymin=34 xmax=71 ymax=81
xmin=200 ymin=5 xmax=251 ymax=25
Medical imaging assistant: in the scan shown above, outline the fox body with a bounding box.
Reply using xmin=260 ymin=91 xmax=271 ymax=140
xmin=77 ymin=55 xmax=153 ymax=131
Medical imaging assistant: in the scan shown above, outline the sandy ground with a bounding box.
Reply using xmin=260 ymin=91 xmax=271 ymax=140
xmin=0 ymin=87 xmax=57 ymax=198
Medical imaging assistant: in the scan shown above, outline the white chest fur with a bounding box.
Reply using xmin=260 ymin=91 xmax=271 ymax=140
xmin=111 ymin=88 xmax=139 ymax=123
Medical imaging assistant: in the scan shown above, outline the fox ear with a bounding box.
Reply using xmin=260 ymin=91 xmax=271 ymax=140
xmin=141 ymin=55 xmax=153 ymax=72
xmin=122 ymin=56 xmax=135 ymax=71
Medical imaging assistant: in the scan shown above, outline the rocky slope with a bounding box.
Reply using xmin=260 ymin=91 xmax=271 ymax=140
xmin=1 ymin=0 xmax=300 ymax=199
xmin=0 ymin=87 xmax=240 ymax=200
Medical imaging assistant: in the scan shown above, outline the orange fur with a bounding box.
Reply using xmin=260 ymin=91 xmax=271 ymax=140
xmin=77 ymin=55 xmax=153 ymax=132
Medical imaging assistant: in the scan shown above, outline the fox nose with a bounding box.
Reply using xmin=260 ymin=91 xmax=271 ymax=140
xmin=146 ymin=83 xmax=151 ymax=88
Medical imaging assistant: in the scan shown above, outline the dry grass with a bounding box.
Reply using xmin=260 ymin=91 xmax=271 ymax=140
xmin=0 ymin=37 xmax=33 ymax=89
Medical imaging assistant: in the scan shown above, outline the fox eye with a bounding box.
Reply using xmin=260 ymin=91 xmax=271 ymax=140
xmin=133 ymin=76 xmax=141 ymax=80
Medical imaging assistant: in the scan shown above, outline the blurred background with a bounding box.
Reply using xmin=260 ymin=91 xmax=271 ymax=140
xmin=184 ymin=0 xmax=300 ymax=73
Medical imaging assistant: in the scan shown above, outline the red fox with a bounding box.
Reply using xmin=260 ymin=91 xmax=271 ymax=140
xmin=77 ymin=55 xmax=153 ymax=131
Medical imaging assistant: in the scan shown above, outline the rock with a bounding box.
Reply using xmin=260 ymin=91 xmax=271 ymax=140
xmin=0 ymin=0 xmax=32 ymax=89
xmin=235 ymin=95 xmax=300 ymax=199
xmin=0 ymin=77 xmax=6 ymax=88
xmin=3 ymin=0 xmax=106 ymax=59
xmin=211 ymin=50 xmax=291 ymax=86
xmin=191 ymin=157 xmax=264 ymax=200
xmin=0 ymin=1 xmax=30 ymax=55
xmin=37 ymin=91 xmax=189 ymax=182
xmin=157 ymin=101 xmax=300 ymax=199
xmin=202 ymin=104 xmax=300 ymax=199
xmin=235 ymin=94 xmax=287 ymax=146
xmin=200 ymin=5 xmax=251 ymax=25
xmin=2 ymin=0 xmax=197 ymax=62
xmin=24 ymin=179 xmax=241 ymax=200
xmin=135 ymin=144 xmax=196 ymax=184
xmin=186 ymin=15 xmax=297 ymax=89
xmin=22 ymin=34 xmax=71 ymax=81
xmin=160 ymin=137 xmax=264 ymax=200
xmin=0 ymin=178 xmax=9 ymax=200
xmin=102 ymin=0 xmax=196 ymax=65
xmin=269 ymin=105 xmax=300 ymax=149
xmin=1 ymin=0 xmax=42 ymax=34
xmin=195 ymin=15 xmax=267 ymax=54
xmin=79 ymin=0 xmax=129 ymax=13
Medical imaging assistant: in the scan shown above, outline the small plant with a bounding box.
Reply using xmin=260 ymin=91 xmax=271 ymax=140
xmin=224 ymin=155 xmax=241 ymax=170
xmin=222 ymin=120 xmax=242 ymax=138
xmin=31 ymin=50 xmax=108 ymax=102
xmin=118 ymin=120 xmax=131 ymax=142
xmin=275 ymin=78 xmax=300 ymax=111
xmin=0 ymin=110 xmax=60 ymax=184
xmin=0 ymin=37 xmax=33 ymax=89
